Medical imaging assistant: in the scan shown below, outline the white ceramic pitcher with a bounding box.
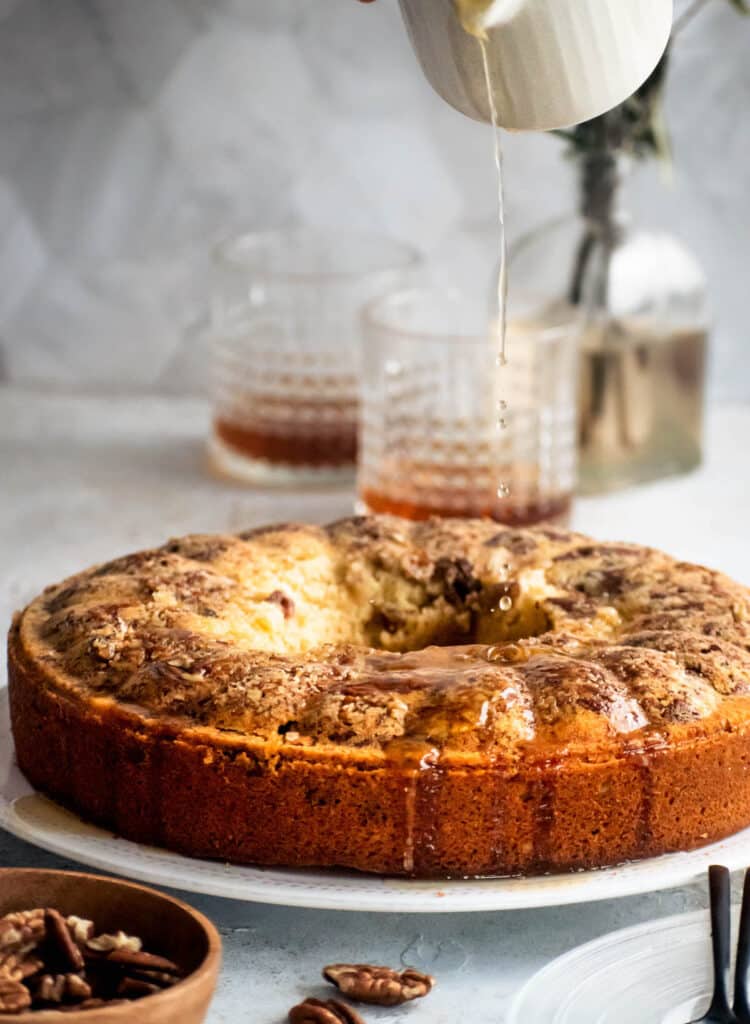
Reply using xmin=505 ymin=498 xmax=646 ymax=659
xmin=398 ymin=0 xmax=673 ymax=131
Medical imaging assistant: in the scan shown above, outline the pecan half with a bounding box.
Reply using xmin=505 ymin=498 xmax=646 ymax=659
xmin=45 ymin=909 xmax=85 ymax=972
xmin=103 ymin=948 xmax=181 ymax=975
xmin=0 ymin=910 xmax=45 ymax=953
xmin=323 ymin=963 xmax=434 ymax=1006
xmin=288 ymin=997 xmax=365 ymax=1024
xmin=35 ymin=973 xmax=66 ymax=1003
xmin=116 ymin=976 xmax=162 ymax=999
xmin=66 ymin=973 xmax=93 ymax=1001
xmin=0 ymin=977 xmax=31 ymax=1013
xmin=126 ymin=968 xmax=181 ymax=989
xmin=66 ymin=916 xmax=95 ymax=945
xmin=86 ymin=930 xmax=142 ymax=954
xmin=35 ymin=971 xmax=92 ymax=1004
xmin=0 ymin=951 xmax=44 ymax=981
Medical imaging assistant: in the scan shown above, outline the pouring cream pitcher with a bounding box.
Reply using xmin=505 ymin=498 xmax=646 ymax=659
xmin=398 ymin=0 xmax=674 ymax=131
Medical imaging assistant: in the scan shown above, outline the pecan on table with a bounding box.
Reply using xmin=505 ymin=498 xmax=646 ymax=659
xmin=0 ymin=976 xmax=32 ymax=1014
xmin=288 ymin=996 xmax=365 ymax=1024
xmin=323 ymin=963 xmax=434 ymax=1006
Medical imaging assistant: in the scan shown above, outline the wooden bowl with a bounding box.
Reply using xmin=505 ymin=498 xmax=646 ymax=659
xmin=0 ymin=868 xmax=221 ymax=1022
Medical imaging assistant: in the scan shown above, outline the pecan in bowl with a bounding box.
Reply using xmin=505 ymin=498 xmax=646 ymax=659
xmin=0 ymin=868 xmax=220 ymax=1020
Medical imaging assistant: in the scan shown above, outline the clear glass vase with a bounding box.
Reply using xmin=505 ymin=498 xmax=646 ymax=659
xmin=511 ymin=155 xmax=708 ymax=496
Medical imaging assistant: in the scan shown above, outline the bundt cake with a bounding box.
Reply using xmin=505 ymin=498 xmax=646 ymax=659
xmin=8 ymin=515 xmax=750 ymax=877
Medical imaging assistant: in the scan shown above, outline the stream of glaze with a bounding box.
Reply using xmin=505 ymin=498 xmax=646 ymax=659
xmin=479 ymin=35 xmax=508 ymax=368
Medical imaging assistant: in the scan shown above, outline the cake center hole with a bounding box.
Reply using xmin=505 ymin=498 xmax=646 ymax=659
xmin=365 ymin=575 xmax=551 ymax=654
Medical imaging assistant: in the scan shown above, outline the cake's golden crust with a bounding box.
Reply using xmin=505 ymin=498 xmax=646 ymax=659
xmin=8 ymin=516 xmax=750 ymax=877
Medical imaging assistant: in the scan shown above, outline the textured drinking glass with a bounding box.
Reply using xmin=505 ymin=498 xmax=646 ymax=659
xmin=209 ymin=228 xmax=420 ymax=485
xmin=358 ymin=287 xmax=579 ymax=526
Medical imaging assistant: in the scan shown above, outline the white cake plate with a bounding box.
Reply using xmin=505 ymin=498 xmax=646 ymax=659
xmin=2 ymin=688 xmax=749 ymax=912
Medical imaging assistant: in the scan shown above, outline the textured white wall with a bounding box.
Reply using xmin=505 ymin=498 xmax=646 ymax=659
xmin=0 ymin=0 xmax=747 ymax=397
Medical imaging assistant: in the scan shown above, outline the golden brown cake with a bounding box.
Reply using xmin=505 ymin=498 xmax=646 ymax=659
xmin=8 ymin=515 xmax=750 ymax=878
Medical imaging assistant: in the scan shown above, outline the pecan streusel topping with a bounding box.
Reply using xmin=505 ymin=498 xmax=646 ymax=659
xmin=20 ymin=516 xmax=750 ymax=760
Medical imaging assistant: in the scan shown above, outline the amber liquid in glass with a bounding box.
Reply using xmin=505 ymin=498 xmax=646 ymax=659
xmin=362 ymin=485 xmax=571 ymax=527
xmin=214 ymin=412 xmax=357 ymax=469
xmin=361 ymin=451 xmax=571 ymax=526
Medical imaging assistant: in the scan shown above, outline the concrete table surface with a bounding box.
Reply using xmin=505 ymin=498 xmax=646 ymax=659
xmin=2 ymin=388 xmax=748 ymax=1022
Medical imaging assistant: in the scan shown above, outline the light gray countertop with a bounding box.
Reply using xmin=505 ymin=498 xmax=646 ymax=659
xmin=2 ymin=388 xmax=748 ymax=1022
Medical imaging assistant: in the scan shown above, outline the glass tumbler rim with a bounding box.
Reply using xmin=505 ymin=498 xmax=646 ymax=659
xmin=362 ymin=285 xmax=581 ymax=346
xmin=214 ymin=226 xmax=421 ymax=284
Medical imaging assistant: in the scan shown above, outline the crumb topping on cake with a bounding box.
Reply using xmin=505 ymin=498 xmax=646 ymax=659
xmin=17 ymin=516 xmax=750 ymax=761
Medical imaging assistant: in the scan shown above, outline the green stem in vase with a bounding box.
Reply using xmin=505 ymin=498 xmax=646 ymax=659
xmin=558 ymin=0 xmax=746 ymax=313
